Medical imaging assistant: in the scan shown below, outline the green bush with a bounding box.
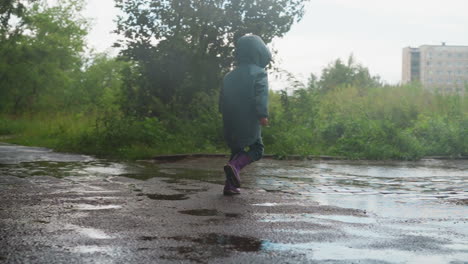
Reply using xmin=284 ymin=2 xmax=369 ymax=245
xmin=265 ymin=84 xmax=466 ymax=160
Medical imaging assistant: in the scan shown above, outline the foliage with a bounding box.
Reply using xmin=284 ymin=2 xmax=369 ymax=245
xmin=114 ymin=0 xmax=308 ymax=116
xmin=0 ymin=0 xmax=30 ymax=36
xmin=1 ymin=111 xmax=226 ymax=159
xmin=0 ymin=0 xmax=87 ymax=113
xmin=309 ymin=55 xmax=382 ymax=93
xmin=75 ymin=54 xmax=130 ymax=112
xmin=266 ymin=83 xmax=467 ymax=159
xmin=1 ymin=1 xmax=465 ymax=160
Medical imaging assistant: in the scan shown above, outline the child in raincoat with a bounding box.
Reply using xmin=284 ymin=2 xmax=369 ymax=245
xmin=219 ymin=34 xmax=271 ymax=195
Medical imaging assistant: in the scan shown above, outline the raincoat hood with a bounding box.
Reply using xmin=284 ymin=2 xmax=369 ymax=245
xmin=235 ymin=35 xmax=271 ymax=68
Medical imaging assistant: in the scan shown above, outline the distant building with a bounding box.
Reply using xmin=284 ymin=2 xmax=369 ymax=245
xmin=402 ymin=43 xmax=468 ymax=93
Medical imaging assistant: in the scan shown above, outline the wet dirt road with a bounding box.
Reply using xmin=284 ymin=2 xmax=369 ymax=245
xmin=0 ymin=143 xmax=467 ymax=263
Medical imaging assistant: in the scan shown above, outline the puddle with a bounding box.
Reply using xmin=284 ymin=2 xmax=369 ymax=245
xmin=173 ymin=188 xmax=208 ymax=194
xmin=164 ymin=246 xmax=195 ymax=254
xmin=2 ymin=143 xmax=467 ymax=227
xmin=0 ymin=143 xmax=93 ymax=164
xmin=0 ymin=162 xmax=81 ymax=178
xmin=34 ymin=220 xmax=50 ymax=224
xmin=124 ymin=165 xmax=223 ymax=184
xmin=225 ymin=213 xmax=241 ymax=218
xmin=145 ymin=193 xmax=188 ymax=200
xmin=71 ymin=245 xmax=115 ymax=254
xmin=140 ymin=236 xmax=158 ymax=241
xmin=257 ymin=213 xmax=374 ymax=224
xmin=73 ymin=204 xmax=122 ymax=210
xmin=252 ymin=202 xmax=303 ymax=207
xmin=179 ymin=209 xmax=219 ymax=216
xmin=162 ymin=179 xmax=181 ymax=184
xmin=161 ymin=246 xmax=201 ymax=263
xmin=261 ymin=241 xmax=468 ymax=263
xmin=247 ymin=160 xmax=468 ymax=217
xmin=195 ymin=234 xmax=264 ymax=252
xmin=444 ymin=243 xmax=468 ymax=251
xmin=312 ymin=214 xmax=376 ymax=224
xmin=2 ymin=143 xmax=468 ymax=263
xmin=77 ymin=227 xmax=112 ymax=239
xmin=252 ymin=202 xmax=282 ymax=207
xmin=446 ymin=199 xmax=468 ymax=206
xmin=168 ymin=233 xmax=265 ymax=252
xmin=307 ymin=193 xmax=468 ymax=218
xmin=264 ymin=189 xmax=284 ymax=193
xmin=62 ymin=189 xmax=120 ymax=194
xmin=64 ymin=196 xmax=120 ymax=201
xmin=64 ymin=224 xmax=113 ymax=239
xmin=81 ymin=164 xmax=127 ymax=176
xmin=341 ymin=226 xmax=388 ymax=239
xmin=177 ymin=209 xmax=240 ymax=218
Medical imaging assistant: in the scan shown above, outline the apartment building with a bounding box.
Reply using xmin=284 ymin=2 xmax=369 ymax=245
xmin=402 ymin=44 xmax=468 ymax=93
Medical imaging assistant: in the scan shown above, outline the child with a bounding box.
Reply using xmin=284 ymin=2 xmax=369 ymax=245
xmin=219 ymin=34 xmax=271 ymax=195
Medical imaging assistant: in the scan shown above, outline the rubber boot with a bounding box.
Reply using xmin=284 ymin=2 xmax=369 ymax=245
xmin=224 ymin=152 xmax=252 ymax=188
xmin=223 ymin=180 xmax=240 ymax=195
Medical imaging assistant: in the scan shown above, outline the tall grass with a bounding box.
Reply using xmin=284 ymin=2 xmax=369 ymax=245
xmin=264 ymin=84 xmax=467 ymax=159
xmin=0 ymin=111 xmax=227 ymax=159
xmin=0 ymin=113 xmax=94 ymax=148
xmin=1 ymin=84 xmax=466 ymax=160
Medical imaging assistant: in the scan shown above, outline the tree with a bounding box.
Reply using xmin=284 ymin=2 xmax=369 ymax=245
xmin=1 ymin=0 xmax=28 ymax=36
xmin=114 ymin=0 xmax=309 ymax=117
xmin=76 ymin=53 xmax=129 ymax=112
xmin=0 ymin=0 xmax=88 ymax=113
xmin=316 ymin=55 xmax=382 ymax=93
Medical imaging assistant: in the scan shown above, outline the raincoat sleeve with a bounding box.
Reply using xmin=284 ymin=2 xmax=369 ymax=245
xmin=254 ymin=70 xmax=269 ymax=118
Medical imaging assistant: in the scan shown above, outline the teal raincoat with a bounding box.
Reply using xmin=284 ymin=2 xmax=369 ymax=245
xmin=219 ymin=35 xmax=271 ymax=150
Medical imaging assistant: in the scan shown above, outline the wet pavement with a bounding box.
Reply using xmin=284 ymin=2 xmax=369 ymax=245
xmin=0 ymin=143 xmax=467 ymax=263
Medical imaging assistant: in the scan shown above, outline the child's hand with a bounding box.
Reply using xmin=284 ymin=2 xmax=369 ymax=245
xmin=259 ymin=117 xmax=269 ymax=126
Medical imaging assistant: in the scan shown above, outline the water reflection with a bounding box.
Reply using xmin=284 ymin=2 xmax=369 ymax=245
xmin=168 ymin=233 xmax=265 ymax=252
xmin=1 ymin=144 xmax=466 ymax=220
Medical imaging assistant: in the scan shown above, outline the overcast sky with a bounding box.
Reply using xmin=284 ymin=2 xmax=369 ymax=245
xmin=83 ymin=0 xmax=468 ymax=86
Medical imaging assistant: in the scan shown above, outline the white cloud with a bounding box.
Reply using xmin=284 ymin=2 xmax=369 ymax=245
xmin=318 ymin=0 xmax=468 ymax=18
xmin=272 ymin=0 xmax=468 ymax=84
xmin=82 ymin=0 xmax=120 ymax=54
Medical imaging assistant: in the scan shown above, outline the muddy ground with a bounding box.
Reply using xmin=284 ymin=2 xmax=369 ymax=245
xmin=0 ymin=143 xmax=467 ymax=263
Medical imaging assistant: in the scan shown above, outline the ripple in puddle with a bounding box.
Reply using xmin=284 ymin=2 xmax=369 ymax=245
xmin=445 ymin=199 xmax=468 ymax=206
xmin=258 ymin=213 xmax=374 ymax=224
xmin=225 ymin=213 xmax=241 ymax=218
xmin=74 ymin=204 xmax=122 ymax=210
xmin=179 ymin=209 xmax=219 ymax=216
xmin=173 ymin=188 xmax=207 ymax=194
xmin=169 ymin=233 xmax=265 ymax=252
xmin=146 ymin=193 xmax=188 ymax=200
xmin=71 ymin=245 xmax=115 ymax=254
xmin=77 ymin=227 xmax=112 ymax=239
xmin=140 ymin=236 xmax=158 ymax=241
